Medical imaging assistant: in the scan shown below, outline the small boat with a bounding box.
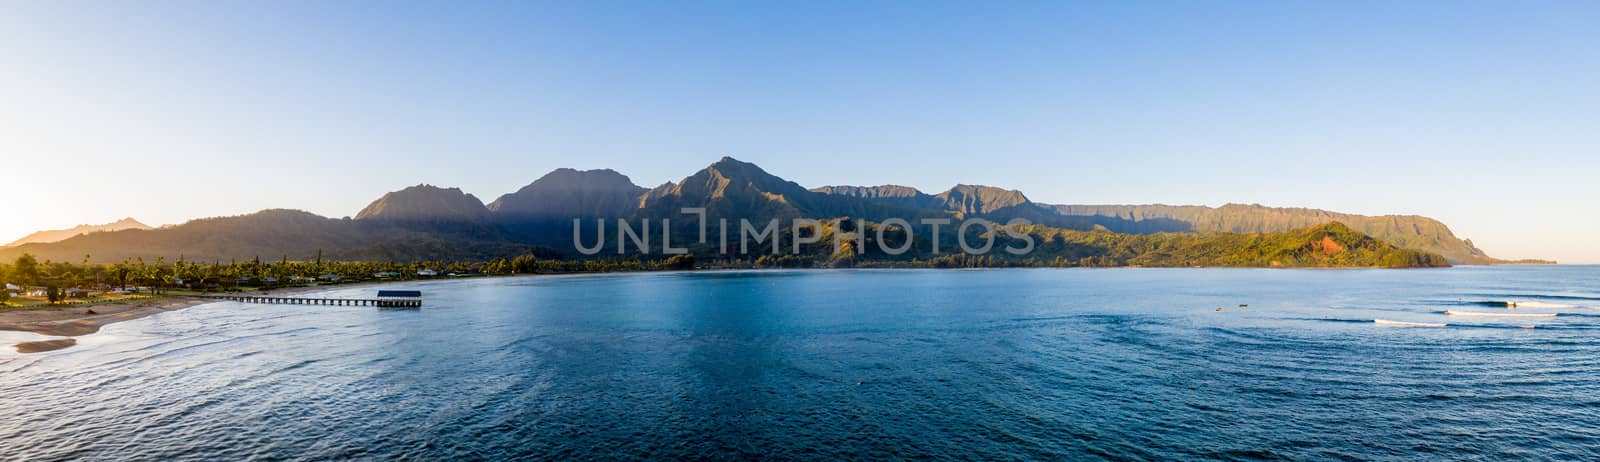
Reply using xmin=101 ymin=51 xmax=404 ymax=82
xmin=1375 ymin=319 xmax=1446 ymax=328
xmin=1445 ymin=310 xmax=1556 ymax=318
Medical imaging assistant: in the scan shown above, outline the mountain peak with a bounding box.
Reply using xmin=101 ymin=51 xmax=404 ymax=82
xmin=704 ymin=156 xmax=775 ymax=180
xmin=4 ymin=217 xmax=155 ymax=248
xmin=936 ymin=184 xmax=1032 ymax=215
xmin=691 ymin=157 xmax=804 ymax=196
xmin=505 ymin=169 xmax=640 ymax=197
xmin=488 ymin=168 xmax=647 ymax=220
xmin=356 ymin=184 xmax=489 ymax=222
xmin=110 ymin=217 xmax=149 ymax=228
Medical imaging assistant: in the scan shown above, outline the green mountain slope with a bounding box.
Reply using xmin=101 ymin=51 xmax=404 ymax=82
xmin=1046 ymin=203 xmax=1514 ymax=264
xmin=1023 ymin=222 xmax=1449 ymax=268
xmin=0 ymin=210 xmax=535 ymax=263
xmin=733 ymin=220 xmax=1448 ymax=269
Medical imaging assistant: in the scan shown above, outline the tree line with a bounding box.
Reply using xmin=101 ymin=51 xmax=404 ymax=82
xmin=0 ymin=251 xmax=707 ymax=304
xmin=0 ymin=221 xmax=1445 ymax=307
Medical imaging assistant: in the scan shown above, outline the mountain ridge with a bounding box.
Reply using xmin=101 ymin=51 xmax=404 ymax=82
xmin=1045 ymin=203 xmax=1500 ymax=264
xmin=488 ymin=168 xmax=647 ymax=220
xmin=4 ymin=218 xmax=152 ymax=248
xmin=355 ymin=184 xmax=502 ymax=240
xmin=812 ymin=184 xmax=1514 ymax=264
xmin=0 ymin=157 xmax=1533 ymax=265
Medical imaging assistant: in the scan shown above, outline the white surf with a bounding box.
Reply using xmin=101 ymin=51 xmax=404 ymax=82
xmin=1446 ymin=310 xmax=1557 ymax=318
xmin=1375 ymin=319 xmax=1446 ymax=328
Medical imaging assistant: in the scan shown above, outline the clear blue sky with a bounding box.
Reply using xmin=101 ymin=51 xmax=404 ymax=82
xmin=3 ymin=1 xmax=1596 ymax=262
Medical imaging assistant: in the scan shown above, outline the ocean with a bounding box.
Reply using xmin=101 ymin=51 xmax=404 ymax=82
xmin=3 ymin=266 xmax=1599 ymax=460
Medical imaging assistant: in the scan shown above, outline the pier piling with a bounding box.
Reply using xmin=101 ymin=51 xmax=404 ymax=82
xmin=193 ymin=294 xmax=420 ymax=308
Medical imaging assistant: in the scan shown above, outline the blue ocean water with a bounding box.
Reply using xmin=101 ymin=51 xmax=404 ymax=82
xmin=3 ymin=266 xmax=1600 ymax=460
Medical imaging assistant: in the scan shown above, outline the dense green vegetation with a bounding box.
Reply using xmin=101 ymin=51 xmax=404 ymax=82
xmin=0 ymin=252 xmax=687 ymax=306
xmin=709 ymin=220 xmax=1447 ymax=269
xmin=0 ymin=221 xmax=1445 ymax=306
xmin=1043 ymin=203 xmax=1544 ymax=264
xmin=1027 ymin=222 xmax=1448 ymax=268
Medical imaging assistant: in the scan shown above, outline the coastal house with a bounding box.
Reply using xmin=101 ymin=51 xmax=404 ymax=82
xmin=5 ymin=283 xmax=18 ymax=295
xmin=290 ymin=276 xmax=316 ymax=285
xmin=373 ymin=271 xmax=401 ymax=279
xmin=262 ymin=277 xmax=279 ymax=286
xmin=417 ymin=269 xmax=439 ymax=277
xmin=318 ymin=273 xmax=341 ymax=282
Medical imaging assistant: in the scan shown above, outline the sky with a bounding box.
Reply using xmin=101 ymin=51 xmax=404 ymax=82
xmin=2 ymin=1 xmax=1596 ymax=262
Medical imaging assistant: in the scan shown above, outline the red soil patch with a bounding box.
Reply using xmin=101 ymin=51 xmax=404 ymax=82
xmin=1319 ymin=236 xmax=1345 ymax=256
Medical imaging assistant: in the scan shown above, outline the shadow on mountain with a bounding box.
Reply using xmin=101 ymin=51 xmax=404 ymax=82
xmin=0 ymin=157 xmax=1528 ymax=265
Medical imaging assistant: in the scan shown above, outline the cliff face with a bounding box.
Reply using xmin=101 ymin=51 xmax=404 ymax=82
xmin=811 ymin=185 xmax=944 ymax=210
xmin=1046 ymin=203 xmax=1497 ymax=264
xmin=934 ymin=185 xmax=1031 ymax=216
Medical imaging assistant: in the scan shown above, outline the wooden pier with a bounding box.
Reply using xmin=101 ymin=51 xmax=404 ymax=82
xmin=194 ymin=294 xmax=422 ymax=308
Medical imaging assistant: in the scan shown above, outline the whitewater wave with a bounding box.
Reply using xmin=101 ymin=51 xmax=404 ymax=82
xmin=1468 ymin=299 xmax=1587 ymax=309
xmin=1374 ymin=319 xmax=1446 ymax=328
xmin=1446 ymin=310 xmax=1558 ymax=318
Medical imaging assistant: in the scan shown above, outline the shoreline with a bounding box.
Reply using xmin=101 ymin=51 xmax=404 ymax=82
xmin=0 ymin=280 xmax=404 ymax=353
xmin=0 ymin=264 xmax=1539 ymax=354
xmin=4 ymin=296 xmax=217 ymax=353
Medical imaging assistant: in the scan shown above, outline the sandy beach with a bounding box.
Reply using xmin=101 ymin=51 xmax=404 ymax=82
xmin=0 ymin=283 xmax=376 ymax=353
xmin=8 ymin=274 xmax=658 ymax=353
xmin=0 ymin=297 xmax=212 ymax=353
xmin=0 ymin=296 xmax=237 ymax=337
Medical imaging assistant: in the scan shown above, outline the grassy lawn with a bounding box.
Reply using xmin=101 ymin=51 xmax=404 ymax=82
xmin=2 ymin=294 xmax=163 ymax=310
xmin=1 ymin=282 xmax=369 ymax=310
xmin=1 ymin=299 xmax=48 ymax=309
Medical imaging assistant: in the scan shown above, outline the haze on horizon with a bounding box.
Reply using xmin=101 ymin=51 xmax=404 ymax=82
xmin=2 ymin=2 xmax=1596 ymax=263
